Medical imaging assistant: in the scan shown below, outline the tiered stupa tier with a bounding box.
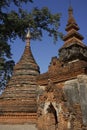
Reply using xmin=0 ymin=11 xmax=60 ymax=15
xmin=0 ymin=30 xmax=40 ymax=124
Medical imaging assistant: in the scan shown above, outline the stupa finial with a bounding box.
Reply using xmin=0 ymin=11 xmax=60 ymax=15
xmin=68 ymin=1 xmax=76 ymax=24
xmin=26 ymin=28 xmax=31 ymax=46
xmin=26 ymin=28 xmax=31 ymax=39
xmin=68 ymin=0 xmax=73 ymax=19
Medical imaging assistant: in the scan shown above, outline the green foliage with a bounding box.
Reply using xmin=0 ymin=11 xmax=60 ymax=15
xmin=0 ymin=6 xmax=62 ymax=42
xmin=0 ymin=0 xmax=62 ymax=90
xmin=0 ymin=60 xmax=15 ymax=91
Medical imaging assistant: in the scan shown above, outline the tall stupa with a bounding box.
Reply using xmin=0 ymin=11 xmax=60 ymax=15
xmin=0 ymin=29 xmax=40 ymax=124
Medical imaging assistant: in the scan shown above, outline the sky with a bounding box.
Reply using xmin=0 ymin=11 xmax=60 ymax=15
xmin=10 ymin=0 xmax=87 ymax=74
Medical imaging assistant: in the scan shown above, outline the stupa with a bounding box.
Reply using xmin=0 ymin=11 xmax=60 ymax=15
xmin=0 ymin=29 xmax=40 ymax=124
xmin=59 ymin=6 xmax=87 ymax=62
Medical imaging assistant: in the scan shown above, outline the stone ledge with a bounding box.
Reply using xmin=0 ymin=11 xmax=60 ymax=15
xmin=0 ymin=124 xmax=37 ymax=130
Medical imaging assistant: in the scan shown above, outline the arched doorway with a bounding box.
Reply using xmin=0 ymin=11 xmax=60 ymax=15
xmin=43 ymin=102 xmax=58 ymax=130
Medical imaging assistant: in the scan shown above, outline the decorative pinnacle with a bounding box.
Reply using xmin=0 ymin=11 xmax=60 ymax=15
xmin=26 ymin=28 xmax=31 ymax=39
xmin=26 ymin=28 xmax=31 ymax=46
xmin=68 ymin=5 xmax=76 ymax=24
xmin=68 ymin=6 xmax=73 ymax=17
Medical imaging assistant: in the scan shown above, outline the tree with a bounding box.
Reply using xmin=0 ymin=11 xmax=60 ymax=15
xmin=0 ymin=0 xmax=62 ymax=90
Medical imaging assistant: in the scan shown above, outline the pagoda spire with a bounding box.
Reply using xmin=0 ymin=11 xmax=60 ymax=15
xmin=68 ymin=6 xmax=76 ymax=24
xmin=26 ymin=28 xmax=31 ymax=47
xmin=68 ymin=0 xmax=76 ymax=24
xmin=62 ymin=6 xmax=84 ymax=46
xmin=65 ymin=5 xmax=80 ymax=32
xmin=59 ymin=6 xmax=87 ymax=62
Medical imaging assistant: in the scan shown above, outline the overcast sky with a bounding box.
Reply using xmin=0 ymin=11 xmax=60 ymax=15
xmin=11 ymin=0 xmax=87 ymax=73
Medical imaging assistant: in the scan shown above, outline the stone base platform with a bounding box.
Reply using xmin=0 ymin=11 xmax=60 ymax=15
xmin=0 ymin=124 xmax=37 ymax=130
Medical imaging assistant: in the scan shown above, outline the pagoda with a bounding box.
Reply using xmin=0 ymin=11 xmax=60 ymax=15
xmin=37 ymin=6 xmax=87 ymax=86
xmin=59 ymin=6 xmax=87 ymax=62
xmin=37 ymin=6 xmax=87 ymax=130
xmin=0 ymin=29 xmax=40 ymax=124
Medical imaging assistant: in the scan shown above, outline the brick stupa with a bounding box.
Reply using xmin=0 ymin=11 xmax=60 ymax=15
xmin=0 ymin=29 xmax=40 ymax=124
